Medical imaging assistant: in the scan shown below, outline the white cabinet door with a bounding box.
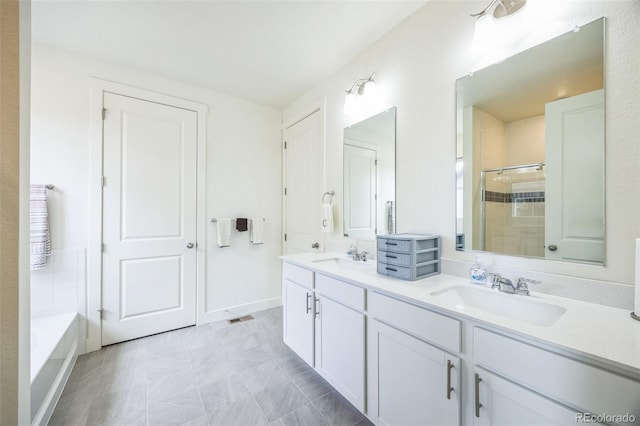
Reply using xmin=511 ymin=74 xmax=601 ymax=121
xmin=368 ymin=320 xmax=460 ymax=426
xmin=283 ymin=279 xmax=314 ymax=366
xmin=473 ymin=367 xmax=582 ymax=426
xmin=315 ymin=296 xmax=365 ymax=411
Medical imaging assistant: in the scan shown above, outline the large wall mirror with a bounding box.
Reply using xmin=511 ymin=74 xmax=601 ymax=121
xmin=456 ymin=18 xmax=605 ymax=264
xmin=344 ymin=107 xmax=396 ymax=240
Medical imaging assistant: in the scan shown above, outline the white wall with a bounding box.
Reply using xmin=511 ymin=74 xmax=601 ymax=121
xmin=31 ymin=44 xmax=283 ymax=330
xmin=284 ymin=1 xmax=640 ymax=301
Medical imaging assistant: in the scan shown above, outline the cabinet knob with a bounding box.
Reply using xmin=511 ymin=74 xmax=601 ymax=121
xmin=311 ymin=242 xmax=320 ymax=249
xmin=547 ymin=244 xmax=557 ymax=252
xmin=186 ymin=242 xmax=194 ymax=249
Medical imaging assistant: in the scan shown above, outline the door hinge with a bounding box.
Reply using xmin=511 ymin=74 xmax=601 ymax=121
xmin=375 ymin=159 xmax=378 ymax=166
xmin=284 ymin=141 xmax=287 ymax=149
xmin=102 ymin=108 xmax=106 ymax=120
xmin=284 ymin=234 xmax=287 ymax=242
xmin=284 ymin=187 xmax=287 ymax=196
xmin=101 ymin=176 xmax=106 ymax=187
xmin=102 ymin=243 xmax=105 ymax=252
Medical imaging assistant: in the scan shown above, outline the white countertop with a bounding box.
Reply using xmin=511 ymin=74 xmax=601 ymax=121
xmin=282 ymin=252 xmax=640 ymax=377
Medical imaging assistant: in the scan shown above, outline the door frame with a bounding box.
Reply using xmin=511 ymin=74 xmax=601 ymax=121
xmin=87 ymin=79 xmax=208 ymax=352
xmin=282 ymin=97 xmax=326 ymax=254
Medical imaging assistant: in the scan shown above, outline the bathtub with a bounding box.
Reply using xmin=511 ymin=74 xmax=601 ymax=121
xmin=31 ymin=312 xmax=79 ymax=426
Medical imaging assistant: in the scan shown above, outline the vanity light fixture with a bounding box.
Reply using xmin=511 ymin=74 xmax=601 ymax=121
xmin=471 ymin=0 xmax=527 ymax=52
xmin=344 ymin=73 xmax=376 ymax=114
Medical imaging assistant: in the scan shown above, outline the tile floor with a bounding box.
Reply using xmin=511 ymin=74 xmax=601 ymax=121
xmin=49 ymin=307 xmax=373 ymax=426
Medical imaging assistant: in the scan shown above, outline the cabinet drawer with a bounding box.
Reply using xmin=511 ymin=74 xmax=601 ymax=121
xmin=377 ymin=237 xmax=412 ymax=253
xmin=377 ymin=262 xmax=413 ymax=280
xmin=377 ymin=260 xmax=440 ymax=281
xmin=369 ymin=292 xmax=460 ymax=353
xmin=474 ymin=327 xmax=640 ymax=419
xmin=377 ymin=249 xmax=438 ymax=267
xmin=316 ymin=274 xmax=365 ymax=312
xmin=283 ymin=262 xmax=313 ymax=290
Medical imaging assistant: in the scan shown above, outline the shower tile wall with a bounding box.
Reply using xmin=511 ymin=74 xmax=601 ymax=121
xmin=31 ymin=248 xmax=86 ymax=319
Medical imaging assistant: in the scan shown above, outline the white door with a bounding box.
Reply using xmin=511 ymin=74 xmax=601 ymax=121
xmin=282 ymin=279 xmax=315 ymax=366
xmin=473 ymin=367 xmax=581 ymax=425
xmin=284 ymin=110 xmax=323 ymax=254
xmin=314 ymin=296 xmax=365 ymax=411
xmin=545 ymin=89 xmax=604 ymax=263
xmin=368 ymin=320 xmax=460 ymax=426
xmin=343 ymin=144 xmax=377 ymax=239
xmin=101 ymin=92 xmax=197 ymax=345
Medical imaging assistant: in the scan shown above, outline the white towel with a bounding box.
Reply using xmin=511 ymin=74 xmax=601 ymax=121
xmin=30 ymin=184 xmax=52 ymax=270
xmin=321 ymin=203 xmax=334 ymax=233
xmin=250 ymin=217 xmax=264 ymax=245
xmin=216 ymin=218 xmax=232 ymax=247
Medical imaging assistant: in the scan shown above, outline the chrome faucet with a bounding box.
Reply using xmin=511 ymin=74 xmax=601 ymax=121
xmin=346 ymin=246 xmax=368 ymax=261
xmin=489 ymin=273 xmax=540 ymax=296
xmin=491 ymin=275 xmax=517 ymax=294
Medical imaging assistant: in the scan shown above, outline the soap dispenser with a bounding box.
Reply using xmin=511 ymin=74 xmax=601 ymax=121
xmin=469 ymin=256 xmax=488 ymax=285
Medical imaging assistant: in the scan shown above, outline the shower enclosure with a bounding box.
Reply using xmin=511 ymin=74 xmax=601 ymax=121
xmin=481 ymin=163 xmax=545 ymax=257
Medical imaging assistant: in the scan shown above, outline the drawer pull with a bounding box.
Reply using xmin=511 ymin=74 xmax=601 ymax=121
xmin=306 ymin=293 xmax=311 ymax=314
xmin=385 ymin=267 xmax=398 ymax=272
xmin=385 ymin=254 xmax=398 ymax=259
xmin=474 ymin=373 xmax=483 ymax=418
xmin=314 ymin=297 xmax=320 ymax=317
xmin=385 ymin=242 xmax=398 ymax=246
xmin=446 ymin=360 xmax=454 ymax=400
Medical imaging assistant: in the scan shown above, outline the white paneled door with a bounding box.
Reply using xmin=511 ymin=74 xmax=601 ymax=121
xmin=284 ymin=109 xmax=323 ymax=254
xmin=101 ymin=92 xmax=198 ymax=345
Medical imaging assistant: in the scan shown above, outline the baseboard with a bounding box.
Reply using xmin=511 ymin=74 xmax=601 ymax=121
xmin=198 ymin=296 xmax=282 ymax=324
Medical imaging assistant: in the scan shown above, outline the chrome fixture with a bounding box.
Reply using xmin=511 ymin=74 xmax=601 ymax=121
xmin=515 ymin=277 xmax=541 ymax=296
xmin=471 ymin=0 xmax=526 ymax=19
xmin=322 ymin=190 xmax=335 ymax=204
xmin=344 ymin=73 xmax=376 ymax=114
xmin=346 ymin=246 xmax=368 ymax=262
xmin=471 ymin=0 xmax=527 ymax=52
xmin=489 ymin=273 xmax=539 ymax=296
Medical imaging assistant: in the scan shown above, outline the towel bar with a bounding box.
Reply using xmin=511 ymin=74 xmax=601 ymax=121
xmin=211 ymin=217 xmax=265 ymax=223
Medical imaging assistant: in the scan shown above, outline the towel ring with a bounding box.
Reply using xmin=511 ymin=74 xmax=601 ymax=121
xmin=322 ymin=190 xmax=335 ymax=204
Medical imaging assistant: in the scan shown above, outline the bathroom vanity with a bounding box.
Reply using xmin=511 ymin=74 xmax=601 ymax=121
xmin=281 ymin=253 xmax=640 ymax=426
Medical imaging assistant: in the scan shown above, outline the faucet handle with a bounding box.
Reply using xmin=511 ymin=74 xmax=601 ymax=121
xmin=515 ymin=277 xmax=540 ymax=296
xmin=486 ymin=273 xmax=501 ymax=290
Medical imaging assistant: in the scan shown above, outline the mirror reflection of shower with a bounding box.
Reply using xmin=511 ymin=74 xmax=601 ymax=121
xmin=481 ymin=162 xmax=545 ymax=257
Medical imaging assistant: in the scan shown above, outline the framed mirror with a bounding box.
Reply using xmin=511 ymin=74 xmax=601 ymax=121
xmin=343 ymin=107 xmax=396 ymax=240
xmin=456 ymin=18 xmax=605 ymax=264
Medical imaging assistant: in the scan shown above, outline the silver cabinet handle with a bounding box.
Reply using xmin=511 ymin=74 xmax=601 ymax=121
xmin=314 ymin=297 xmax=320 ymax=317
xmin=311 ymin=242 xmax=320 ymax=249
xmin=475 ymin=373 xmax=483 ymax=418
xmin=446 ymin=359 xmax=454 ymax=400
xmin=306 ymin=293 xmax=311 ymax=314
xmin=547 ymin=244 xmax=558 ymax=251
xmin=186 ymin=242 xmax=194 ymax=249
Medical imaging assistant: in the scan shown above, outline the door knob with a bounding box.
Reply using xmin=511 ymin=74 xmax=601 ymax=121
xmin=311 ymin=242 xmax=320 ymax=249
xmin=547 ymin=244 xmax=557 ymax=252
xmin=186 ymin=242 xmax=194 ymax=249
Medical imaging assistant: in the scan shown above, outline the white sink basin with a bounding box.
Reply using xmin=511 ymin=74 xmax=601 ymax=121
xmin=430 ymin=286 xmax=566 ymax=327
xmin=312 ymin=257 xmax=374 ymax=271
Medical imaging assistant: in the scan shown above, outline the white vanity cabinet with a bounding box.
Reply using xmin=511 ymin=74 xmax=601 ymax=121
xmin=282 ymin=263 xmax=315 ymax=366
xmin=473 ymin=327 xmax=640 ymax=425
xmin=314 ymin=274 xmax=366 ymax=411
xmin=472 ymin=367 xmax=580 ymax=426
xmin=367 ymin=291 xmax=461 ymax=426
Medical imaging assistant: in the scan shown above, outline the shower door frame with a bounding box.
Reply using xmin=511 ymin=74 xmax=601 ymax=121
xmin=480 ymin=162 xmax=545 ymax=252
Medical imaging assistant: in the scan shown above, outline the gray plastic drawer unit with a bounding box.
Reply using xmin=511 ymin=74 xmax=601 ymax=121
xmin=376 ymin=234 xmax=440 ymax=281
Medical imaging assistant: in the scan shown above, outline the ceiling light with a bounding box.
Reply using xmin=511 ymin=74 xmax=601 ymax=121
xmin=471 ymin=0 xmax=527 ymax=52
